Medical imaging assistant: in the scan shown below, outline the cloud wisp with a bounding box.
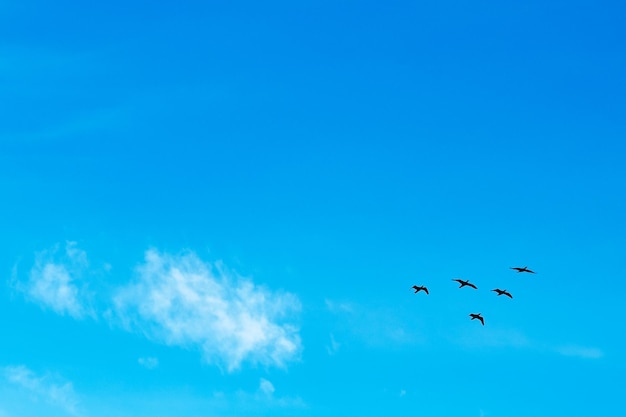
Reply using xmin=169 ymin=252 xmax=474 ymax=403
xmin=3 ymin=365 xmax=80 ymax=415
xmin=554 ymin=345 xmax=604 ymax=359
xmin=326 ymin=333 xmax=341 ymax=355
xmin=113 ymin=249 xmax=302 ymax=371
xmin=452 ymin=326 xmax=604 ymax=359
xmin=137 ymin=357 xmax=159 ymax=369
xmin=19 ymin=242 xmax=94 ymax=319
xmin=258 ymin=378 xmax=275 ymax=397
xmin=325 ymin=299 xmax=419 ymax=348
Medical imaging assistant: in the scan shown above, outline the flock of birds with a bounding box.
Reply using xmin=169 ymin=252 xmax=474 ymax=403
xmin=411 ymin=266 xmax=536 ymax=326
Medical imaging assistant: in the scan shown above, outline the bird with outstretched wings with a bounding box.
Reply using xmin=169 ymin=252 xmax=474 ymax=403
xmin=492 ymin=288 xmax=513 ymax=298
xmin=452 ymin=279 xmax=477 ymax=289
xmin=510 ymin=266 xmax=535 ymax=274
xmin=411 ymin=285 xmax=429 ymax=295
xmin=469 ymin=313 xmax=485 ymax=325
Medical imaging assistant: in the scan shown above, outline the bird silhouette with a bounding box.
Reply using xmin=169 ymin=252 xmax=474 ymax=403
xmin=452 ymin=279 xmax=478 ymax=289
xmin=510 ymin=266 xmax=535 ymax=274
xmin=469 ymin=313 xmax=485 ymax=325
xmin=492 ymin=288 xmax=513 ymax=298
xmin=412 ymin=285 xmax=429 ymax=295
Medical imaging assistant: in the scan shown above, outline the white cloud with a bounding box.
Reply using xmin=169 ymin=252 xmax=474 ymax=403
xmin=325 ymin=298 xmax=419 ymax=347
xmin=452 ymin=327 xmax=604 ymax=360
xmin=555 ymin=345 xmax=604 ymax=359
xmin=246 ymin=378 xmax=306 ymax=409
xmin=137 ymin=357 xmax=159 ymax=369
xmin=22 ymin=242 xmax=93 ymax=319
xmin=324 ymin=299 xmax=354 ymax=314
xmin=3 ymin=365 xmax=80 ymax=415
xmin=259 ymin=378 xmax=275 ymax=396
xmin=326 ymin=333 xmax=340 ymax=355
xmin=216 ymin=381 xmax=306 ymax=411
xmin=453 ymin=327 xmax=530 ymax=349
xmin=113 ymin=249 xmax=302 ymax=371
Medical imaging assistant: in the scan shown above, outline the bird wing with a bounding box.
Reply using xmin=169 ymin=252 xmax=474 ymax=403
xmin=505 ymin=292 xmax=513 ymax=298
xmin=479 ymin=317 xmax=485 ymax=325
xmin=424 ymin=287 xmax=429 ymax=294
xmin=469 ymin=283 xmax=477 ymax=289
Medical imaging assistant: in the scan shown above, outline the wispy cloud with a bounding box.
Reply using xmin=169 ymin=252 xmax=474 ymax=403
xmin=113 ymin=249 xmax=302 ymax=371
xmin=1 ymin=106 xmax=129 ymax=144
xmin=249 ymin=378 xmax=306 ymax=408
xmin=258 ymin=378 xmax=275 ymax=396
xmin=453 ymin=327 xmax=531 ymax=349
xmin=325 ymin=298 xmax=419 ymax=348
xmin=3 ymin=365 xmax=80 ymax=415
xmin=137 ymin=357 xmax=159 ymax=369
xmin=325 ymin=333 xmax=341 ymax=355
xmin=325 ymin=299 xmax=354 ymax=314
xmin=554 ymin=345 xmax=604 ymax=359
xmin=19 ymin=242 xmax=94 ymax=319
xmin=208 ymin=379 xmax=306 ymax=412
xmin=453 ymin=327 xmax=603 ymax=360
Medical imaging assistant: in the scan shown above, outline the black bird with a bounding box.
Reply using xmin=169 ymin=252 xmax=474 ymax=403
xmin=412 ymin=285 xmax=429 ymax=294
xmin=469 ymin=313 xmax=485 ymax=325
xmin=452 ymin=279 xmax=478 ymax=289
xmin=510 ymin=266 xmax=535 ymax=274
xmin=492 ymin=288 xmax=513 ymax=298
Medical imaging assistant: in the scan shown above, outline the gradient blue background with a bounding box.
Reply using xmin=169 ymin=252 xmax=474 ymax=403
xmin=1 ymin=0 xmax=625 ymax=416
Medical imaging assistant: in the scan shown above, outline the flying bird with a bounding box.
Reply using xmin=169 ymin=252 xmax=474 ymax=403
xmin=510 ymin=266 xmax=535 ymax=274
xmin=412 ymin=285 xmax=429 ymax=295
xmin=469 ymin=313 xmax=485 ymax=325
xmin=492 ymin=288 xmax=513 ymax=298
xmin=452 ymin=279 xmax=477 ymax=289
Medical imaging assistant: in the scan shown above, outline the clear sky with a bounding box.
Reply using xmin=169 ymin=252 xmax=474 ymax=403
xmin=1 ymin=0 xmax=625 ymax=416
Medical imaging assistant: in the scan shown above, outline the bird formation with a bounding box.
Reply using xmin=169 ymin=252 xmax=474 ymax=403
xmin=411 ymin=266 xmax=536 ymax=326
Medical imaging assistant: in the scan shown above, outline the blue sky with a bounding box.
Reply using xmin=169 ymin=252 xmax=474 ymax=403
xmin=1 ymin=0 xmax=625 ymax=415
